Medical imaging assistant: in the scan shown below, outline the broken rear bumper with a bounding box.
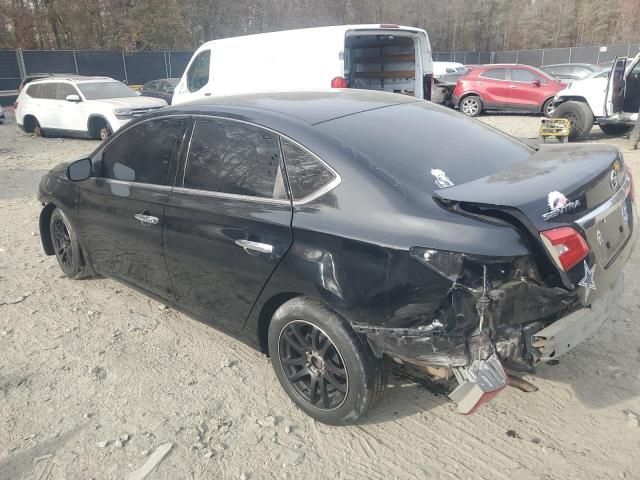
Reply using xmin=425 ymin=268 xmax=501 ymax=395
xmin=530 ymin=275 xmax=623 ymax=362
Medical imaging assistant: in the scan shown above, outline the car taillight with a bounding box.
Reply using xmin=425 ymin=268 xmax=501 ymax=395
xmin=540 ymin=227 xmax=589 ymax=271
xmin=331 ymin=76 xmax=348 ymax=88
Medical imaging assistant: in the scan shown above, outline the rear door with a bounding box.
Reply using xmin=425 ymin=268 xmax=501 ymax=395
xmin=37 ymin=83 xmax=62 ymax=128
xmin=477 ymin=68 xmax=509 ymax=108
xmin=76 ymin=117 xmax=187 ymax=299
xmin=163 ymin=117 xmax=293 ymax=332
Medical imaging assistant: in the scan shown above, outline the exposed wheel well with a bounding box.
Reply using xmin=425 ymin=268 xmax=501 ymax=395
xmin=257 ymin=292 xmax=302 ymax=355
xmin=541 ymin=96 xmax=555 ymax=110
xmin=88 ymin=116 xmax=110 ymax=138
xmin=39 ymin=202 xmax=57 ymax=255
xmin=23 ymin=115 xmax=38 ymax=133
xmin=459 ymin=92 xmax=483 ymax=103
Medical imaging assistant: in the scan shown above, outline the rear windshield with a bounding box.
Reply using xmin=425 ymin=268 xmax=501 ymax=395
xmin=315 ymin=102 xmax=533 ymax=193
xmin=78 ymin=81 xmax=137 ymax=100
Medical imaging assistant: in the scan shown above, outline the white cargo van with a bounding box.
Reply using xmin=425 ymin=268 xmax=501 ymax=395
xmin=172 ymin=24 xmax=432 ymax=105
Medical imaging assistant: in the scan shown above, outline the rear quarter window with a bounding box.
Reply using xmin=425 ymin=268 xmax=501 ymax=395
xmin=316 ymin=102 xmax=533 ymax=194
xmin=282 ymin=139 xmax=336 ymax=200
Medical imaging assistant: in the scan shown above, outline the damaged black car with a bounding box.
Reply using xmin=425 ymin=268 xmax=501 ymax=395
xmin=37 ymin=90 xmax=636 ymax=425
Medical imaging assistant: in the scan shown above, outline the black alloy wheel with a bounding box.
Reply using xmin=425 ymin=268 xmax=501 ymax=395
xmin=278 ymin=320 xmax=348 ymax=410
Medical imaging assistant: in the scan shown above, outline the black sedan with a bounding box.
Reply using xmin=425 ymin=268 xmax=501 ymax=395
xmin=139 ymin=78 xmax=179 ymax=103
xmin=37 ymin=91 xmax=635 ymax=425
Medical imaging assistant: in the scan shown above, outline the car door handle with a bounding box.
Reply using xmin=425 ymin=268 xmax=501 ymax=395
xmin=134 ymin=213 xmax=159 ymax=226
xmin=235 ymin=239 xmax=273 ymax=254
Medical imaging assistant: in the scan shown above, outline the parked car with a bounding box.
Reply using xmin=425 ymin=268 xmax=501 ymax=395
xmin=15 ymin=76 xmax=167 ymax=140
xmin=433 ymin=61 xmax=467 ymax=76
xmin=452 ymin=64 xmax=566 ymax=117
xmin=540 ymin=63 xmax=603 ymax=81
xmin=553 ymin=53 xmax=640 ymax=140
xmin=432 ymin=71 xmax=467 ymax=106
xmin=172 ymin=24 xmax=434 ymax=105
xmin=140 ymin=78 xmax=179 ymax=103
xmin=37 ymin=90 xmax=635 ymax=424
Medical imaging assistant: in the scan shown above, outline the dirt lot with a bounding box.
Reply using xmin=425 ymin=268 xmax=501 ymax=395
xmin=1 ymin=109 xmax=639 ymax=480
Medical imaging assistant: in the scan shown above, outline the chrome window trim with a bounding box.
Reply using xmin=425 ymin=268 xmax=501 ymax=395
xmin=576 ymin=174 xmax=630 ymax=229
xmin=171 ymin=186 xmax=291 ymax=205
xmin=181 ymin=115 xmax=342 ymax=206
xmin=94 ymin=178 xmax=173 ymax=191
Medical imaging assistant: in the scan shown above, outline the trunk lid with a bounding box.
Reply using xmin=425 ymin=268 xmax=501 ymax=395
xmin=435 ymin=143 xmax=635 ymax=305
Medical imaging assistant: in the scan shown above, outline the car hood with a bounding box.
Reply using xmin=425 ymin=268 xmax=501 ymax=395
xmin=90 ymin=97 xmax=167 ymax=108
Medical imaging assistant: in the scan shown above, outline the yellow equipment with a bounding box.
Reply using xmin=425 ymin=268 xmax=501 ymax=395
xmin=539 ymin=118 xmax=570 ymax=143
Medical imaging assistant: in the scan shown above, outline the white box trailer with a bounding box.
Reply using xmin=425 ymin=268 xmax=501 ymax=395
xmin=172 ymin=24 xmax=433 ymax=105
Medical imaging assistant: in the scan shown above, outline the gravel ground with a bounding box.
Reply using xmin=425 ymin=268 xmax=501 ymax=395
xmin=1 ymin=108 xmax=640 ymax=480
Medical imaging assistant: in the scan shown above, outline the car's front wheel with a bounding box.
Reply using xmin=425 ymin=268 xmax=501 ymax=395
xmin=268 ymin=297 xmax=387 ymax=425
xmin=552 ymin=101 xmax=594 ymax=141
xmin=542 ymin=98 xmax=555 ymax=118
xmin=599 ymin=123 xmax=633 ymax=136
xmin=49 ymin=208 xmax=92 ymax=279
xmin=459 ymin=95 xmax=483 ymax=117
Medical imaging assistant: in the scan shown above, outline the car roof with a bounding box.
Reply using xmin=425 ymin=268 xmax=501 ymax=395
xmin=541 ymin=63 xmax=597 ymax=68
xmin=165 ymin=90 xmax=419 ymax=125
xmin=30 ymin=76 xmax=118 ymax=84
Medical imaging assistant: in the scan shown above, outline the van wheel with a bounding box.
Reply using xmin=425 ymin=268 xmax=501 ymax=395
xmin=552 ymin=101 xmax=594 ymax=141
xmin=268 ymin=297 xmax=387 ymax=425
xmin=599 ymin=124 xmax=633 ymax=136
xmin=460 ymin=95 xmax=483 ymax=117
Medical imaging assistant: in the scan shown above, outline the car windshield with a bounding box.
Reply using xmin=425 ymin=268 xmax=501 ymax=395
xmin=316 ymin=102 xmax=533 ymax=194
xmin=77 ymin=81 xmax=137 ymax=100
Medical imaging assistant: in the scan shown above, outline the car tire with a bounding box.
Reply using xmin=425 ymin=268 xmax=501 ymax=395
xmin=542 ymin=98 xmax=555 ymax=118
xmin=552 ymin=101 xmax=594 ymax=141
xmin=49 ymin=208 xmax=92 ymax=280
xmin=599 ymin=123 xmax=633 ymax=136
xmin=268 ymin=297 xmax=387 ymax=425
xmin=459 ymin=95 xmax=483 ymax=117
xmin=32 ymin=119 xmax=44 ymax=138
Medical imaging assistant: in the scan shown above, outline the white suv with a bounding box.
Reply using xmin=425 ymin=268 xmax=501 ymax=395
xmin=15 ymin=76 xmax=167 ymax=140
xmin=552 ymin=53 xmax=640 ymax=140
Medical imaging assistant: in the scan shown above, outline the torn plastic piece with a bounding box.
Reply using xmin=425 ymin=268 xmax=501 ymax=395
xmin=449 ymin=333 xmax=508 ymax=414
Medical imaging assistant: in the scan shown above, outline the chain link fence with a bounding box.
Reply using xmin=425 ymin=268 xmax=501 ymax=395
xmin=434 ymin=43 xmax=640 ymax=67
xmin=0 ymin=49 xmax=193 ymax=93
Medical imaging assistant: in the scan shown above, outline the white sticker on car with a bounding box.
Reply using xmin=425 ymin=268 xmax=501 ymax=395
xmin=578 ymin=260 xmax=596 ymax=303
xmin=543 ymin=191 xmax=581 ymax=220
xmin=431 ymin=169 xmax=455 ymax=188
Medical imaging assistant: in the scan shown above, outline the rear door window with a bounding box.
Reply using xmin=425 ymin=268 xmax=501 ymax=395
xmin=183 ymin=119 xmax=286 ymax=200
xmin=187 ymin=50 xmax=211 ymax=93
xmin=40 ymin=83 xmax=57 ymax=99
xmin=281 ymin=139 xmax=336 ymax=200
xmin=101 ymin=118 xmax=184 ymax=185
xmin=479 ymin=68 xmax=506 ymax=80
xmin=26 ymin=84 xmax=42 ymax=98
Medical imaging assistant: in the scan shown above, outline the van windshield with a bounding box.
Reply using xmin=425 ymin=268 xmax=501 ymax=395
xmin=315 ymin=102 xmax=533 ymax=193
xmin=78 ymin=82 xmax=137 ymax=100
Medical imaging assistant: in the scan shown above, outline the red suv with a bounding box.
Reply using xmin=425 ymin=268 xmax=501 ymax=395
xmin=452 ymin=64 xmax=566 ymax=117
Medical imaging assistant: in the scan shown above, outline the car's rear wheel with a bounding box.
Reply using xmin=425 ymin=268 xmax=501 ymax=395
xmin=542 ymin=98 xmax=555 ymax=118
xmin=49 ymin=208 xmax=92 ymax=279
xmin=33 ymin=119 xmax=44 ymax=138
xmin=459 ymin=95 xmax=483 ymax=117
xmin=268 ymin=297 xmax=387 ymax=425
xmin=599 ymin=123 xmax=633 ymax=136
xmin=552 ymin=101 xmax=594 ymax=141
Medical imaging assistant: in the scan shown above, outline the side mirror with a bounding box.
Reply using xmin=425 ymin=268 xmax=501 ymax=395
xmin=65 ymin=94 xmax=81 ymax=103
xmin=533 ymin=79 xmax=541 ymax=87
xmin=66 ymin=158 xmax=92 ymax=181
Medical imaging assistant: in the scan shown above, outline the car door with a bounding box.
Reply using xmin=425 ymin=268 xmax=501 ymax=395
xmin=605 ymin=56 xmax=629 ymax=116
xmin=56 ymin=82 xmax=87 ymax=133
xmin=163 ymin=117 xmax=293 ymax=332
xmin=507 ymin=67 xmax=543 ymax=109
xmin=76 ymin=117 xmax=188 ymax=299
xmin=173 ymin=49 xmax=212 ymax=104
xmin=37 ymin=83 xmax=62 ymax=129
xmin=476 ymin=68 xmax=509 ymax=108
